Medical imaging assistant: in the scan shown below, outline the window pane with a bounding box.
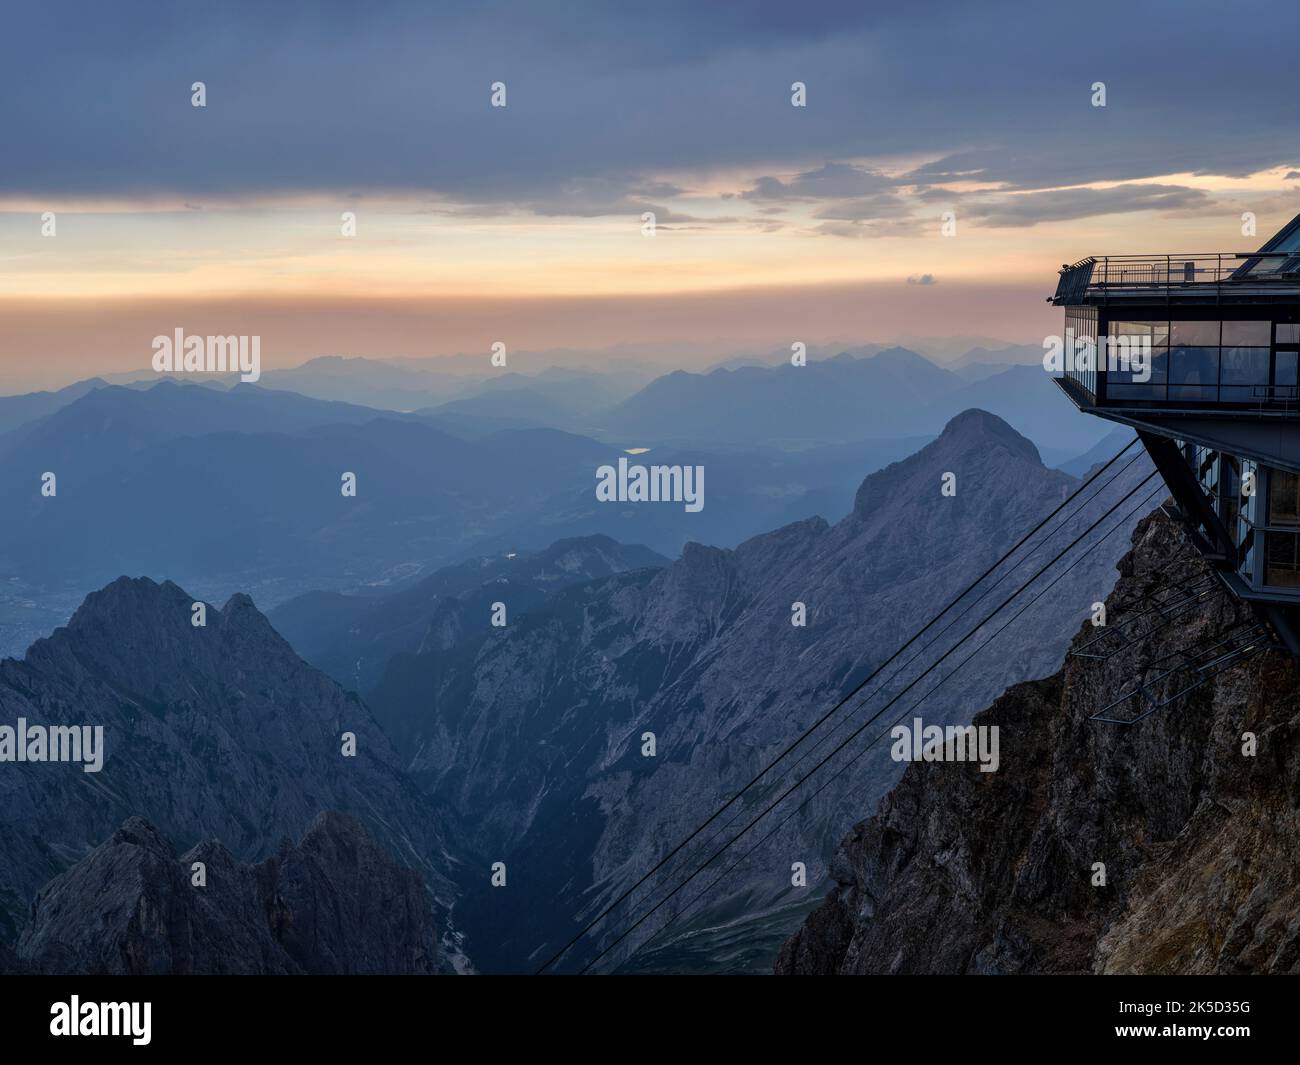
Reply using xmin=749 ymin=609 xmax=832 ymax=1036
xmin=1277 ymin=323 xmax=1300 ymax=344
xmin=1270 ymin=471 xmax=1300 ymax=526
xmin=1220 ymin=347 xmax=1270 ymax=384
xmin=1245 ymin=256 xmax=1285 ymax=276
xmin=1265 ymin=532 xmax=1300 ymax=588
xmin=1276 ymin=351 xmax=1299 ymax=387
xmin=1171 ymin=320 xmax=1220 ymax=346
xmin=1222 ymin=320 xmax=1271 ymax=346
xmin=1168 ymin=346 xmax=1219 ymax=399
xmin=1217 ymin=347 xmax=1269 ymax=401
xmin=1107 ymin=383 xmax=1167 ymax=400
xmin=1109 ymin=320 xmax=1169 ymax=344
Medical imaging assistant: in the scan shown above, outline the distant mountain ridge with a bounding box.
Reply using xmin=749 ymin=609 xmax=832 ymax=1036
xmin=0 ymin=378 xmax=930 ymax=660
xmin=608 ymin=346 xmax=1105 ymax=454
xmin=0 ymin=377 xmax=108 ymax=434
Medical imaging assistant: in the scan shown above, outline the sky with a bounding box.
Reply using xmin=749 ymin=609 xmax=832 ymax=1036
xmin=3 ymin=0 xmax=1300 ymax=391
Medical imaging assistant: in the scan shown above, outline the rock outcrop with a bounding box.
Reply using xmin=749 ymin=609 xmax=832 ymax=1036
xmin=16 ymin=812 xmax=440 ymax=974
xmin=776 ymin=509 xmax=1300 ymax=974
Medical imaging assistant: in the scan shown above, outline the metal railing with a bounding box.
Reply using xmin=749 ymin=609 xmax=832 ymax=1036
xmin=1252 ymin=384 xmax=1300 ymax=404
xmin=1054 ymin=252 xmax=1299 ymax=302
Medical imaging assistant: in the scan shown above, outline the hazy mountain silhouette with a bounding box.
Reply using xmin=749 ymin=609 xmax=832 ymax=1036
xmin=0 ymin=381 xmax=930 ymax=655
xmin=608 ymin=348 xmax=1104 ymax=454
xmin=610 ymin=347 xmax=958 ymax=446
xmin=0 ymin=377 xmax=108 ymax=434
xmin=1056 ymin=427 xmax=1137 ymax=478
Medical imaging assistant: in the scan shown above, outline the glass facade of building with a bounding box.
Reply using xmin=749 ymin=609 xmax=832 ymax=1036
xmin=1265 ymin=469 xmax=1300 ymax=589
xmin=1106 ymin=319 xmax=1281 ymax=403
xmin=1179 ymin=440 xmax=1300 ymax=594
xmin=1063 ymin=305 xmax=1098 ymax=398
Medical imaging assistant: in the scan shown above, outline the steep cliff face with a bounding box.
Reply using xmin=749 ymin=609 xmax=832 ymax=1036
xmin=776 ymin=510 xmax=1300 ymax=974
xmin=15 ymin=812 xmax=441 ymax=974
xmin=370 ymin=410 xmax=1155 ymax=971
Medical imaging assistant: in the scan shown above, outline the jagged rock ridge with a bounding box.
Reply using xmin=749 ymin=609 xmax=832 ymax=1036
xmin=15 ymin=812 xmax=440 ymax=974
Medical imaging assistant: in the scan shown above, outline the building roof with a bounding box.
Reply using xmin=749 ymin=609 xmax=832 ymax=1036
xmin=1233 ymin=212 xmax=1300 ymax=279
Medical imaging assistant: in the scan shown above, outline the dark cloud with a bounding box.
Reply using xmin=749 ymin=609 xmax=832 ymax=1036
xmin=2 ymin=1 xmax=1299 ymax=208
xmin=812 ymin=216 xmax=923 ymax=240
xmin=907 ymin=274 xmax=937 ymax=285
xmin=959 ymin=184 xmax=1212 ymax=227
xmin=742 ymin=162 xmax=894 ymax=200
xmin=497 ymin=176 xmax=691 ymax=218
xmin=814 ymin=192 xmax=909 ymax=222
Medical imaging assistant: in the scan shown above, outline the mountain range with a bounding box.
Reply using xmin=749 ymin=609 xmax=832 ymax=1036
xmin=605 ymin=348 xmax=1097 ymax=456
xmin=0 ymin=379 xmax=932 ymax=658
xmin=352 ymin=410 xmax=1153 ymax=971
xmin=0 ymin=407 xmax=1155 ymax=974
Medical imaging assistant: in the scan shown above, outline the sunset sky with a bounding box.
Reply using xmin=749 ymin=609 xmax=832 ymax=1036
xmin=3 ymin=1 xmax=1300 ymax=391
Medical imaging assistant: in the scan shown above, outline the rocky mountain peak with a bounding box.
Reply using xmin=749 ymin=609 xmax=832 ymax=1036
xmin=852 ymin=408 xmax=1059 ymax=522
xmin=934 ymin=407 xmax=1043 ymax=464
xmin=106 ymin=814 xmax=172 ymax=853
xmin=64 ymin=575 xmax=189 ymax=628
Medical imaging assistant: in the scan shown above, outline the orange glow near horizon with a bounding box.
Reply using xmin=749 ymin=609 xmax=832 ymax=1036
xmin=2 ymin=165 xmax=1298 ymax=391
